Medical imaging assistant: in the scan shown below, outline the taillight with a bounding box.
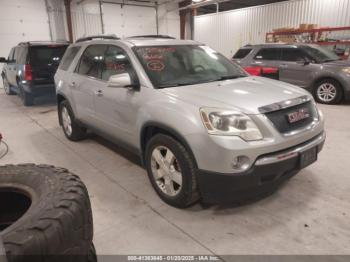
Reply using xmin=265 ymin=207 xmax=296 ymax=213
xmin=24 ymin=64 xmax=33 ymax=81
xmin=244 ymin=66 xmax=262 ymax=76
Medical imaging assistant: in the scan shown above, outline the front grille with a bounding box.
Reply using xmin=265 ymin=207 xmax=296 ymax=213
xmin=265 ymin=101 xmax=318 ymax=134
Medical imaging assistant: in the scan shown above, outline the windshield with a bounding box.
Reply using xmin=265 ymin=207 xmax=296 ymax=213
xmin=134 ymin=45 xmax=247 ymax=88
xmin=302 ymin=45 xmax=340 ymax=63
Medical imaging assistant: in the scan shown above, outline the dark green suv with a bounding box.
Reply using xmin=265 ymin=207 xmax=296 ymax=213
xmin=1 ymin=42 xmax=68 ymax=106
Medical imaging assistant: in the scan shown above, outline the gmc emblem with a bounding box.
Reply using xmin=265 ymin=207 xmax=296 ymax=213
xmin=287 ymin=108 xmax=310 ymax=123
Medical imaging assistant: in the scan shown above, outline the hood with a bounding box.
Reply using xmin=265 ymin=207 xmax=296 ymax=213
xmin=323 ymin=59 xmax=350 ymax=67
xmin=159 ymin=76 xmax=310 ymax=115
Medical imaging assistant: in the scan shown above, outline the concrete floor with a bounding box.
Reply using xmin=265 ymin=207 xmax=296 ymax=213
xmin=0 ymin=87 xmax=349 ymax=256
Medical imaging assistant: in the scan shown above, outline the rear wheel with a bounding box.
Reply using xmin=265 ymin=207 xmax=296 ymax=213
xmin=145 ymin=134 xmax=199 ymax=208
xmin=2 ymin=77 xmax=15 ymax=95
xmin=59 ymin=100 xmax=86 ymax=141
xmin=314 ymin=79 xmax=343 ymax=104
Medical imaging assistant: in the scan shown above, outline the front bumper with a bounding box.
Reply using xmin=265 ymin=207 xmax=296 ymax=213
xmin=197 ymin=132 xmax=325 ymax=204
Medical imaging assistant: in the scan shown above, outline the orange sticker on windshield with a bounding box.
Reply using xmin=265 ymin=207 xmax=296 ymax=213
xmin=147 ymin=60 xmax=165 ymax=71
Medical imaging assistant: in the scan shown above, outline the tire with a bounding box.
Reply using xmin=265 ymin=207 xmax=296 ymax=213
xmin=0 ymin=164 xmax=95 ymax=262
xmin=18 ymin=86 xmax=34 ymax=106
xmin=2 ymin=77 xmax=15 ymax=95
xmin=145 ymin=134 xmax=200 ymax=208
xmin=59 ymin=100 xmax=87 ymax=141
xmin=314 ymin=79 xmax=343 ymax=105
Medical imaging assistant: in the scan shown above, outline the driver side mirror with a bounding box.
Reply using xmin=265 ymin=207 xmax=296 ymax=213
xmin=0 ymin=57 xmax=8 ymax=63
xmin=108 ymin=73 xmax=138 ymax=89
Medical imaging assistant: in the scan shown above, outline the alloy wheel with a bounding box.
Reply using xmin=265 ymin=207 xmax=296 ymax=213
xmin=151 ymin=146 xmax=183 ymax=197
xmin=61 ymin=106 xmax=73 ymax=136
xmin=317 ymin=83 xmax=337 ymax=103
xmin=3 ymin=78 xmax=10 ymax=95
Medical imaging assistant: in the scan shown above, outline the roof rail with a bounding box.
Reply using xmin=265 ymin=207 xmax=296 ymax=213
xmin=18 ymin=40 xmax=69 ymax=46
xmin=127 ymin=35 xmax=176 ymax=39
xmin=75 ymin=35 xmax=120 ymax=43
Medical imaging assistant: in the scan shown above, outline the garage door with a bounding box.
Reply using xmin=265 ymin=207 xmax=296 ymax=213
xmin=102 ymin=3 xmax=157 ymax=39
xmin=0 ymin=0 xmax=51 ymax=77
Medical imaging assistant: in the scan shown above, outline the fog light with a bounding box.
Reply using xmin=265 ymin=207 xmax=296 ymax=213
xmin=232 ymin=156 xmax=250 ymax=171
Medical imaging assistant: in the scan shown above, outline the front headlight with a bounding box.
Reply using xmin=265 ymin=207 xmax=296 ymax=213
xmin=342 ymin=67 xmax=350 ymax=75
xmin=200 ymin=108 xmax=263 ymax=141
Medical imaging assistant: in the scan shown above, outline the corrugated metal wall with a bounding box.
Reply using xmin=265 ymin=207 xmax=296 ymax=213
xmin=47 ymin=0 xmax=180 ymax=42
xmin=194 ymin=0 xmax=350 ymax=57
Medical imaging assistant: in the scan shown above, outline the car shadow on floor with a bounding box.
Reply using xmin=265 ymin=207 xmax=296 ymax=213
xmin=87 ymin=133 xmax=143 ymax=167
xmin=192 ymin=169 xmax=320 ymax=212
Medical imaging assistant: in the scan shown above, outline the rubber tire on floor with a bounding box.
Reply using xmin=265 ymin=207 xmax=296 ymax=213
xmin=0 ymin=164 xmax=96 ymax=262
xmin=2 ymin=77 xmax=15 ymax=95
xmin=59 ymin=100 xmax=87 ymax=141
xmin=145 ymin=134 xmax=200 ymax=208
xmin=314 ymin=78 xmax=343 ymax=105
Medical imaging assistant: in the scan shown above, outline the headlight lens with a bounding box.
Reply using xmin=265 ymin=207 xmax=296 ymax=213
xmin=200 ymin=108 xmax=263 ymax=141
xmin=342 ymin=67 xmax=350 ymax=75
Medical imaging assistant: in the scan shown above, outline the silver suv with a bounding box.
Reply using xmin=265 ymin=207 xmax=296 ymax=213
xmin=55 ymin=36 xmax=325 ymax=208
xmin=233 ymin=43 xmax=350 ymax=105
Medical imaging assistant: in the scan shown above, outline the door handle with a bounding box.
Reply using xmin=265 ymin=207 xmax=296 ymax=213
xmin=69 ymin=82 xmax=76 ymax=88
xmin=280 ymin=64 xmax=288 ymax=68
xmin=95 ymin=90 xmax=103 ymax=97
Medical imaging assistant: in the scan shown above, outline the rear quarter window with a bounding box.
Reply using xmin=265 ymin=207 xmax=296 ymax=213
xmin=233 ymin=48 xmax=252 ymax=59
xmin=59 ymin=46 xmax=81 ymax=71
xmin=15 ymin=47 xmax=28 ymax=64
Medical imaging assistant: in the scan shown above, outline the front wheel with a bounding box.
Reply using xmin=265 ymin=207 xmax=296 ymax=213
xmin=314 ymin=79 xmax=343 ymax=104
xmin=59 ymin=100 xmax=86 ymax=141
xmin=145 ymin=134 xmax=200 ymax=208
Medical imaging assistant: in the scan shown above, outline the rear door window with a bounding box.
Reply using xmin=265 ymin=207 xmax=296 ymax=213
xmin=29 ymin=45 xmax=68 ymax=67
xmin=233 ymin=48 xmax=252 ymax=59
xmin=281 ymin=48 xmax=310 ymax=62
xmin=254 ymin=48 xmax=282 ymax=60
xmin=76 ymin=45 xmax=108 ymax=79
xmin=59 ymin=46 xmax=81 ymax=71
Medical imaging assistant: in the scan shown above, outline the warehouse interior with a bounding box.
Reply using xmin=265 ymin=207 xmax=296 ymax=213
xmin=0 ymin=0 xmax=350 ymax=261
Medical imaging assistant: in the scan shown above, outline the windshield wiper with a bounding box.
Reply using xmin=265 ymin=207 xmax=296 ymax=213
xmin=322 ymin=58 xmax=341 ymax=63
xmin=216 ymin=75 xmax=247 ymax=81
xmin=158 ymin=83 xmax=194 ymax=88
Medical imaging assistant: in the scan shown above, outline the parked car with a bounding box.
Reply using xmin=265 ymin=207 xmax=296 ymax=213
xmin=0 ymin=41 xmax=69 ymax=106
xmin=233 ymin=43 xmax=350 ymax=104
xmin=55 ymin=35 xmax=325 ymax=207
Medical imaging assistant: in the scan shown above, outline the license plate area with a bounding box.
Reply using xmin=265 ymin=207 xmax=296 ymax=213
xmin=299 ymin=147 xmax=317 ymax=169
xmin=287 ymin=108 xmax=310 ymax=124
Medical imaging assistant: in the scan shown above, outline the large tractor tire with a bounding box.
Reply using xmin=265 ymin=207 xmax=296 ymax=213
xmin=0 ymin=164 xmax=96 ymax=262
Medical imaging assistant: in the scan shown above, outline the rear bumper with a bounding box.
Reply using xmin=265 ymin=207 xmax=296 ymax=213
xmin=197 ymin=132 xmax=325 ymax=204
xmin=22 ymin=83 xmax=55 ymax=96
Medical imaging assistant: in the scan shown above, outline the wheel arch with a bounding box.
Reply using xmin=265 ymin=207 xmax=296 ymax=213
xmin=140 ymin=122 xmax=198 ymax=168
xmin=312 ymin=76 xmax=345 ymax=97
